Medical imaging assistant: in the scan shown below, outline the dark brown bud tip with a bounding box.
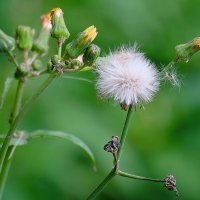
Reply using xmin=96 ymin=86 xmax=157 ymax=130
xmin=164 ymin=175 xmax=179 ymax=196
xmin=104 ymin=136 xmax=120 ymax=154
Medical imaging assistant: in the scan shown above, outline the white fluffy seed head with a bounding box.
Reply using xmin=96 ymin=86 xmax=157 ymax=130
xmin=96 ymin=46 xmax=160 ymax=106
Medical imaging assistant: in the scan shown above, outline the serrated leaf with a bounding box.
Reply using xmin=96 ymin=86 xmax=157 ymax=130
xmin=0 ymin=77 xmax=14 ymax=109
xmin=29 ymin=130 xmax=96 ymax=169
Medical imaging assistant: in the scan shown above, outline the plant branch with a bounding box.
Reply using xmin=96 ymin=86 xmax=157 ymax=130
xmin=118 ymin=171 xmax=164 ymax=183
xmin=87 ymin=105 xmax=133 ymax=199
xmin=7 ymin=51 xmax=19 ymax=68
xmin=86 ymin=168 xmax=116 ymax=200
xmin=0 ymin=73 xmax=56 ymax=172
xmin=117 ymin=105 xmax=133 ymax=164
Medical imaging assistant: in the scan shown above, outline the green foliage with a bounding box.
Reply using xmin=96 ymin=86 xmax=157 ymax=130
xmin=0 ymin=0 xmax=200 ymax=200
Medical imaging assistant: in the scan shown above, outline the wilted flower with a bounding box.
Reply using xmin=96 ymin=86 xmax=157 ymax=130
xmin=96 ymin=46 xmax=159 ymax=106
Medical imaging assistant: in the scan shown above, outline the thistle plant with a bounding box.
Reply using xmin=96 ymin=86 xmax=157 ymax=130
xmin=0 ymin=7 xmax=200 ymax=200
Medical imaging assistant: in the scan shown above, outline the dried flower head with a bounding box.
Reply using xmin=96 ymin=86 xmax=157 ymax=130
xmin=104 ymin=136 xmax=120 ymax=154
xmin=164 ymin=175 xmax=179 ymax=196
xmin=96 ymin=46 xmax=159 ymax=106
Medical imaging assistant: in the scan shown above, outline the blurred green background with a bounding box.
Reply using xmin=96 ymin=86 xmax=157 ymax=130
xmin=1 ymin=0 xmax=200 ymax=199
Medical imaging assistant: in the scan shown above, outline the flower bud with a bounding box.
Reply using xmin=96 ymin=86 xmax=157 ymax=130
xmin=65 ymin=25 xmax=98 ymax=59
xmin=0 ymin=29 xmax=15 ymax=53
xmin=175 ymin=37 xmax=200 ymax=62
xmin=16 ymin=25 xmax=33 ymax=51
xmin=32 ymin=13 xmax=52 ymax=54
xmin=32 ymin=59 xmax=43 ymax=71
xmin=14 ymin=64 xmax=29 ymax=79
xmin=83 ymin=44 xmax=101 ymax=66
xmin=51 ymin=54 xmax=60 ymax=65
xmin=50 ymin=8 xmax=70 ymax=41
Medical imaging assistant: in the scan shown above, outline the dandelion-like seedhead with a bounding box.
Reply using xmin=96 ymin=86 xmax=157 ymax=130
xmin=96 ymin=46 xmax=159 ymax=106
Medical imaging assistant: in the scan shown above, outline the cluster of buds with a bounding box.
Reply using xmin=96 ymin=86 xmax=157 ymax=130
xmin=47 ymin=8 xmax=100 ymax=72
xmin=1 ymin=7 xmax=101 ymax=80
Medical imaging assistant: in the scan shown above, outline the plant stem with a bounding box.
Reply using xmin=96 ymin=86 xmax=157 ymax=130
xmin=58 ymin=39 xmax=63 ymax=58
xmin=0 ymin=148 xmax=13 ymax=200
xmin=118 ymin=171 xmax=164 ymax=183
xmin=9 ymin=80 xmax=25 ymax=124
xmin=87 ymin=105 xmax=133 ymax=199
xmin=0 ymin=79 xmax=25 ymax=171
xmin=86 ymin=168 xmax=116 ymax=200
xmin=0 ymin=79 xmax=25 ymax=199
xmin=117 ymin=105 xmax=133 ymax=163
xmin=0 ymin=73 xmax=56 ymax=172
xmin=7 ymin=51 xmax=19 ymax=68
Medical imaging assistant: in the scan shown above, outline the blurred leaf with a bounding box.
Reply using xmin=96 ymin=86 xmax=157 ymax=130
xmin=62 ymin=75 xmax=93 ymax=84
xmin=0 ymin=131 xmax=28 ymax=147
xmin=0 ymin=77 xmax=14 ymax=109
xmin=29 ymin=130 xmax=96 ymax=169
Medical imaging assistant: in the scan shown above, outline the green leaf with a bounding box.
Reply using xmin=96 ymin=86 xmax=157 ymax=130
xmin=29 ymin=130 xmax=96 ymax=169
xmin=0 ymin=131 xmax=28 ymax=147
xmin=62 ymin=75 xmax=93 ymax=84
xmin=0 ymin=77 xmax=14 ymax=109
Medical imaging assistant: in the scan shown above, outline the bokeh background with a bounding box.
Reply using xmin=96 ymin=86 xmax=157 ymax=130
xmin=1 ymin=0 xmax=200 ymax=199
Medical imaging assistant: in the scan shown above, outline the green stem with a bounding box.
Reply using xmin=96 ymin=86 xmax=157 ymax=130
xmin=118 ymin=171 xmax=164 ymax=183
xmin=0 ymin=80 xmax=25 ymax=199
xmin=7 ymin=51 xmax=19 ymax=68
xmin=87 ymin=105 xmax=133 ymax=199
xmin=86 ymin=169 xmax=116 ymax=200
xmin=9 ymin=80 xmax=25 ymax=124
xmin=0 ymin=73 xmax=56 ymax=172
xmin=0 ymin=148 xmax=13 ymax=200
xmin=58 ymin=39 xmax=63 ymax=58
xmin=0 ymin=79 xmax=25 ymax=170
xmin=117 ymin=105 xmax=133 ymax=163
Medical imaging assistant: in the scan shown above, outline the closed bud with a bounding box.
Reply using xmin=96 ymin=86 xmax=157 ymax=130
xmin=65 ymin=25 xmax=98 ymax=58
xmin=15 ymin=64 xmax=29 ymax=79
xmin=0 ymin=29 xmax=15 ymax=53
xmin=47 ymin=59 xmax=53 ymax=72
xmin=83 ymin=44 xmax=101 ymax=66
xmin=175 ymin=37 xmax=200 ymax=62
xmin=16 ymin=25 xmax=33 ymax=51
xmin=51 ymin=54 xmax=60 ymax=65
xmin=32 ymin=13 xmax=52 ymax=54
xmin=32 ymin=59 xmax=43 ymax=71
xmin=50 ymin=8 xmax=70 ymax=41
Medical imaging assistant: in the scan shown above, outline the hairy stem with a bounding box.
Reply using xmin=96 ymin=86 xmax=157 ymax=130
xmin=86 ymin=168 xmax=116 ymax=200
